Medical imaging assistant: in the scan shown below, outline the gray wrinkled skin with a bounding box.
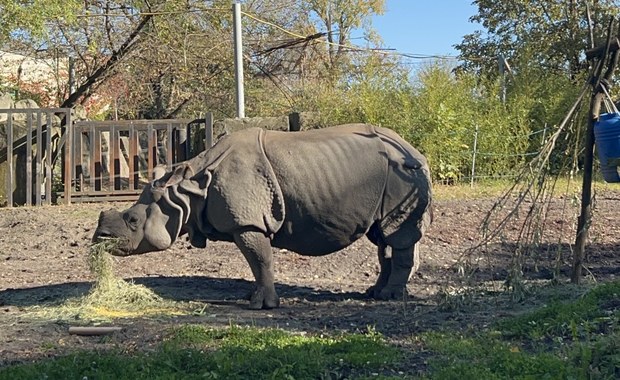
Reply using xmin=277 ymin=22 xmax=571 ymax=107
xmin=93 ymin=124 xmax=433 ymax=309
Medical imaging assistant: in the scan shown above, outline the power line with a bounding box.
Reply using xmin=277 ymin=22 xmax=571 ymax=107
xmin=71 ymin=6 xmax=485 ymax=63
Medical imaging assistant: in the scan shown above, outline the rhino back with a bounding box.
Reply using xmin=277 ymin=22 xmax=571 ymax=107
xmin=263 ymin=124 xmax=389 ymax=255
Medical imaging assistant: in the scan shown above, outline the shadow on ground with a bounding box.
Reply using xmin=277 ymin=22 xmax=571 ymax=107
xmin=0 ymin=276 xmax=369 ymax=309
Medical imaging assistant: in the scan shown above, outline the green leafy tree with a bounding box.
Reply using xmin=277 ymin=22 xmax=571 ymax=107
xmin=0 ymin=0 xmax=80 ymax=43
xmin=456 ymin=0 xmax=620 ymax=79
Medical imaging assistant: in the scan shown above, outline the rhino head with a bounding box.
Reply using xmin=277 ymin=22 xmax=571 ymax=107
xmin=92 ymin=164 xmax=208 ymax=256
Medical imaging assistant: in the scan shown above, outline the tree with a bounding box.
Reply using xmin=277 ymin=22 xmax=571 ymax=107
xmin=0 ymin=0 xmax=80 ymax=44
xmin=456 ymin=0 xmax=620 ymax=79
xmin=2 ymin=0 xmax=389 ymax=120
xmin=305 ymin=0 xmax=385 ymax=70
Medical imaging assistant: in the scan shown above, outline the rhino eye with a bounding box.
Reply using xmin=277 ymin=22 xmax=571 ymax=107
xmin=125 ymin=214 xmax=140 ymax=230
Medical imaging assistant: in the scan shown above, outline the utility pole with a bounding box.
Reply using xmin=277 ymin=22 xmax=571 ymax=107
xmin=498 ymin=54 xmax=506 ymax=104
xmin=233 ymin=1 xmax=245 ymax=118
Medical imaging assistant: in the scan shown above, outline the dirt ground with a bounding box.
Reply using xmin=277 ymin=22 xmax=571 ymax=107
xmin=1 ymin=187 xmax=619 ymax=370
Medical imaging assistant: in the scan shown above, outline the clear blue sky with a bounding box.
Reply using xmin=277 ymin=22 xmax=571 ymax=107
xmin=370 ymin=1 xmax=480 ymax=57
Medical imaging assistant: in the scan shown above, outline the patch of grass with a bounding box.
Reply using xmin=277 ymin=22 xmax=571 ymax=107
xmin=496 ymin=280 xmax=620 ymax=341
xmin=422 ymin=280 xmax=620 ymax=379
xmin=434 ymin=180 xmax=513 ymax=200
xmin=423 ymin=332 xmax=571 ymax=379
xmin=423 ymin=329 xmax=620 ymax=380
xmin=434 ymin=177 xmax=613 ymax=201
xmin=0 ymin=325 xmax=401 ymax=380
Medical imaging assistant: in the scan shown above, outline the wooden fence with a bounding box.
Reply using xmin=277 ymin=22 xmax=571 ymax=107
xmin=0 ymin=108 xmax=71 ymax=206
xmin=1 ymin=109 xmax=213 ymax=206
xmin=65 ymin=114 xmax=213 ymax=203
xmin=1 ymin=110 xmax=316 ymax=207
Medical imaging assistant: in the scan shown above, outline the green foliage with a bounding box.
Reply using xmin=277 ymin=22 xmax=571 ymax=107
xmin=456 ymin=0 xmax=620 ymax=78
xmin=407 ymin=62 xmax=533 ymax=183
xmin=0 ymin=325 xmax=400 ymax=380
xmin=285 ymin=55 xmax=581 ymax=184
xmin=0 ymin=0 xmax=81 ymax=43
xmin=424 ymin=280 xmax=620 ymax=380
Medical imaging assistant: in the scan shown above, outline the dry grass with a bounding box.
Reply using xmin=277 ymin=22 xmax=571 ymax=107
xmin=24 ymin=240 xmax=192 ymax=321
xmin=85 ymin=239 xmax=165 ymax=309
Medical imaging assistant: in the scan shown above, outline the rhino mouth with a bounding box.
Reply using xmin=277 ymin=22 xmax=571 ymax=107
xmin=92 ymin=233 xmax=133 ymax=256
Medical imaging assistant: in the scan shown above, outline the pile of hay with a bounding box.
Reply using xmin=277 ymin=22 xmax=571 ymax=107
xmin=25 ymin=239 xmax=190 ymax=321
xmin=82 ymin=239 xmax=168 ymax=315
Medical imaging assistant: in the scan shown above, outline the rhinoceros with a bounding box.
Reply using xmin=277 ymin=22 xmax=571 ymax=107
xmin=93 ymin=124 xmax=433 ymax=309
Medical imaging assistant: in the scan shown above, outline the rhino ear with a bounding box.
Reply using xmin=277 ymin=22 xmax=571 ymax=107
xmin=164 ymin=163 xmax=194 ymax=188
xmin=178 ymin=168 xmax=210 ymax=198
xmin=153 ymin=166 xmax=167 ymax=181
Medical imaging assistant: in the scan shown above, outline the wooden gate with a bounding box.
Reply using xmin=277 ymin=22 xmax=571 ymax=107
xmin=66 ymin=114 xmax=213 ymax=203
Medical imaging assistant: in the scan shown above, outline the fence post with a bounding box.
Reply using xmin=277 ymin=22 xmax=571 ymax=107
xmin=63 ymin=109 xmax=73 ymax=204
xmin=26 ymin=111 xmax=33 ymax=205
xmin=177 ymin=126 xmax=188 ymax=162
xmin=470 ymin=125 xmax=479 ymax=188
xmin=35 ymin=111 xmax=43 ymax=206
xmin=205 ymin=112 xmax=214 ymax=148
xmin=7 ymin=111 xmax=13 ymax=206
xmin=289 ymin=112 xmax=300 ymax=131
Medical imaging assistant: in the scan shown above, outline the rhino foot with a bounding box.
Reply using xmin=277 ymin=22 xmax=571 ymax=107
xmin=366 ymin=285 xmax=407 ymax=300
xmin=248 ymin=286 xmax=280 ymax=310
xmin=365 ymin=285 xmax=383 ymax=299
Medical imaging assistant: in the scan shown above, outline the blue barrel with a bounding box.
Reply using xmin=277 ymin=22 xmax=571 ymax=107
xmin=594 ymin=112 xmax=620 ymax=183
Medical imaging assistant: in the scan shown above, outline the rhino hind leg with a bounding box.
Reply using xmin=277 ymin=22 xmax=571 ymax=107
xmin=233 ymin=229 xmax=280 ymax=309
xmin=377 ymin=244 xmax=417 ymax=300
xmin=365 ymin=242 xmax=392 ymax=298
xmin=365 ymin=223 xmax=422 ymax=300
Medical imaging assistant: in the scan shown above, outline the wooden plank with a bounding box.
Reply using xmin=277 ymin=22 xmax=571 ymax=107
xmin=128 ymin=124 xmax=136 ymax=190
xmin=166 ymin=122 xmax=173 ymax=170
xmin=68 ymin=326 xmax=122 ymax=336
xmin=6 ymin=112 xmax=13 ymax=207
xmin=61 ymin=189 xmax=144 ymax=196
xmin=26 ymin=112 xmax=32 ymax=206
xmin=63 ymin=110 xmax=72 ymax=204
xmin=115 ymin=127 xmax=122 ymax=190
xmin=205 ymin=112 xmax=214 ymax=148
xmin=89 ymin=125 xmax=95 ymax=190
xmin=184 ymin=122 xmax=190 ymax=159
xmin=147 ymin=123 xmax=155 ymax=181
xmin=71 ymin=119 xmax=191 ymax=127
xmin=35 ymin=111 xmax=42 ymax=206
xmin=61 ymin=194 xmax=140 ymax=203
xmin=93 ymin=128 xmax=102 ymax=191
xmin=109 ymin=125 xmax=117 ymax=190
xmin=44 ymin=112 xmax=52 ymax=205
xmin=75 ymin=128 xmax=84 ymax=193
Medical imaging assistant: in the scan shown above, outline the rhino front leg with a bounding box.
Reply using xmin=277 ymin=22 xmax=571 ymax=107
xmin=233 ymin=229 xmax=280 ymax=309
